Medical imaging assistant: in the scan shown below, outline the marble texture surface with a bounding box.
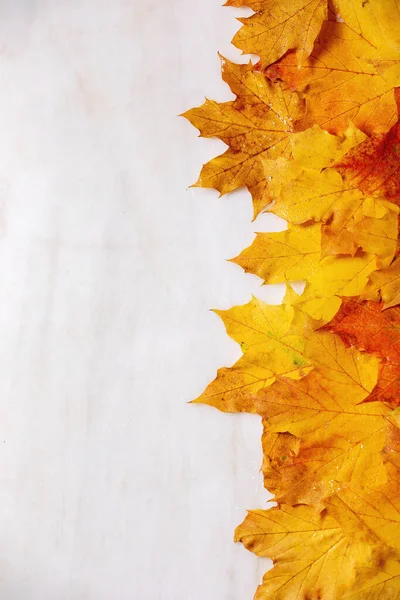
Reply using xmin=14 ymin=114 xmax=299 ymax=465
xmin=0 ymin=1 xmax=285 ymax=598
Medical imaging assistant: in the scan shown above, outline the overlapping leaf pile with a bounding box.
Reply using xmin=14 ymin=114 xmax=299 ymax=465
xmin=184 ymin=1 xmax=400 ymax=598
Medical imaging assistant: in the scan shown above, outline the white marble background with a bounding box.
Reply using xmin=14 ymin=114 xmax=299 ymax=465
xmin=0 ymin=1 xmax=285 ymax=598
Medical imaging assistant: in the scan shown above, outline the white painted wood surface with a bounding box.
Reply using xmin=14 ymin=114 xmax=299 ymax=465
xmin=0 ymin=1 xmax=283 ymax=598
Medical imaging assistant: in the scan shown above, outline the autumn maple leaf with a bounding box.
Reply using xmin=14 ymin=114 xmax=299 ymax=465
xmin=266 ymin=11 xmax=400 ymax=135
xmin=225 ymin=0 xmax=327 ymax=69
xmin=235 ymin=485 xmax=400 ymax=599
xmin=192 ymin=295 xmax=313 ymax=412
xmin=337 ymin=89 xmax=400 ymax=204
xmin=332 ymin=0 xmax=400 ymax=59
xmin=230 ymin=122 xmax=399 ymax=320
xmin=183 ymin=57 xmax=305 ymax=217
xmin=326 ymin=298 xmax=400 ymax=406
xmin=257 ymin=358 xmax=389 ymax=506
xmin=196 ymin=297 xmax=385 ymax=506
xmin=194 ymin=292 xmax=378 ymax=414
xmin=258 ymin=124 xmax=399 ymax=266
xmin=260 ymin=124 xmax=366 ymax=224
xmin=363 ymin=257 xmax=400 ymax=309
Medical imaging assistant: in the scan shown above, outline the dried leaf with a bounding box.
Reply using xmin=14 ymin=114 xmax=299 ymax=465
xmin=321 ymin=198 xmax=398 ymax=263
xmin=183 ymin=58 xmax=305 ymax=217
xmin=227 ymin=0 xmax=327 ymax=69
xmin=294 ymin=253 xmax=377 ymax=321
xmin=337 ymin=93 xmax=400 ymax=204
xmin=261 ymin=403 xmax=388 ymax=506
xmin=266 ymin=14 xmax=400 ymax=135
xmin=332 ymin=0 xmax=400 ymax=59
xmin=195 ymin=295 xmax=378 ymax=413
xmin=193 ymin=296 xmax=313 ymax=411
xmin=235 ymin=488 xmax=400 ymax=599
xmin=363 ymin=257 xmax=400 ymax=308
xmin=231 ymin=223 xmax=321 ymax=283
xmin=327 ymin=298 xmax=400 ymax=406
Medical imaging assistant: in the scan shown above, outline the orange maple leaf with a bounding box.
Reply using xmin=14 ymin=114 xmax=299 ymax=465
xmin=326 ymin=298 xmax=400 ymax=406
xmin=337 ymin=90 xmax=400 ymax=204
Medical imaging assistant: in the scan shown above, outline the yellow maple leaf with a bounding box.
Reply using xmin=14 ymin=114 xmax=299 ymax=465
xmin=255 ymin=319 xmax=384 ymax=506
xmin=289 ymin=123 xmax=367 ymax=167
xmin=296 ymin=253 xmax=378 ymax=322
xmin=183 ymin=57 xmax=305 ymax=217
xmin=226 ymin=0 xmax=327 ymax=69
xmin=234 ymin=203 xmax=397 ymax=288
xmin=262 ymin=125 xmax=399 ymax=268
xmin=265 ymin=158 xmax=364 ymax=224
xmin=235 ymin=487 xmax=400 ymax=600
xmin=261 ymin=159 xmax=398 ymax=265
xmin=194 ymin=293 xmax=378 ymax=413
xmin=231 ymin=223 xmax=321 ymax=283
xmin=193 ymin=296 xmax=313 ymax=410
xmin=332 ymin=0 xmax=400 ymax=60
xmin=261 ymin=404 xmax=387 ymax=506
xmin=321 ymin=198 xmax=398 ymax=263
xmin=363 ymin=258 xmax=400 ymax=309
xmin=266 ymin=13 xmax=400 ymax=135
xmin=262 ymin=124 xmax=368 ymax=227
